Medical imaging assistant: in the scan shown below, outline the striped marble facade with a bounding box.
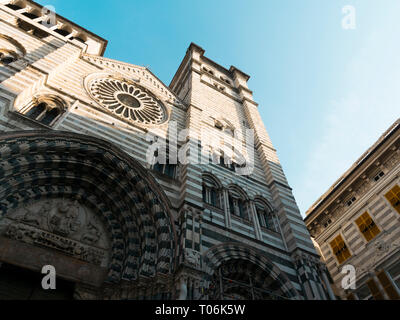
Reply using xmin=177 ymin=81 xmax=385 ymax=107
xmin=0 ymin=0 xmax=331 ymax=300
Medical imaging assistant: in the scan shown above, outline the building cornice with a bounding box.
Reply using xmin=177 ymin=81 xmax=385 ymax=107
xmin=305 ymin=119 xmax=400 ymax=223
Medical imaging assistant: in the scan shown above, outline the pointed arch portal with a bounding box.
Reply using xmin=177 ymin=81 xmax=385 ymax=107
xmin=202 ymin=243 xmax=300 ymax=300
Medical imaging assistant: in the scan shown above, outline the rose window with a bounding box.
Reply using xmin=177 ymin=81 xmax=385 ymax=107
xmin=88 ymin=78 xmax=168 ymax=125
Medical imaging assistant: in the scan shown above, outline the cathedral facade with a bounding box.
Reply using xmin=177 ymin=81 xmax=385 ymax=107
xmin=0 ymin=0 xmax=332 ymax=300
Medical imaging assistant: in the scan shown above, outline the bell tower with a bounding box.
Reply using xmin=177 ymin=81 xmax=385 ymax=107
xmin=170 ymin=43 xmax=331 ymax=299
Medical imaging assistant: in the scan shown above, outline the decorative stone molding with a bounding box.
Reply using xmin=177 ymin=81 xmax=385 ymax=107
xmin=0 ymin=131 xmax=177 ymax=285
xmin=0 ymin=33 xmax=26 ymax=66
xmin=184 ymin=248 xmax=201 ymax=269
xmin=310 ymin=147 xmax=400 ymax=238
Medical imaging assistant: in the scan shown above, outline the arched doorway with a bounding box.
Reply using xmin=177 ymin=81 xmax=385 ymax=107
xmin=208 ymin=259 xmax=289 ymax=300
xmin=202 ymin=243 xmax=300 ymax=300
xmin=0 ymin=130 xmax=177 ymax=300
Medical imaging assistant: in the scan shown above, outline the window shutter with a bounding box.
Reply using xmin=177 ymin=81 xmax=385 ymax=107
xmin=330 ymin=235 xmax=351 ymax=264
xmin=356 ymin=212 xmax=380 ymax=242
xmin=385 ymin=185 xmax=400 ymax=214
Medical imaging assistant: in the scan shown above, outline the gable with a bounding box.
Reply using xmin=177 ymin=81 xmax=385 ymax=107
xmin=82 ymin=54 xmax=187 ymax=112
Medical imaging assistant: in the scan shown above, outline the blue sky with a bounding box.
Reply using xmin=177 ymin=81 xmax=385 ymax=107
xmin=37 ymin=0 xmax=400 ymax=216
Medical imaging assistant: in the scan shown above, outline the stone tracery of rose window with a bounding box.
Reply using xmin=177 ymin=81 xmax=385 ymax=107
xmin=87 ymin=77 xmax=168 ymax=126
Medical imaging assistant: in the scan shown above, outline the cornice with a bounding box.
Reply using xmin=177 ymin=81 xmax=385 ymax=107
xmin=306 ymin=119 xmax=400 ymax=221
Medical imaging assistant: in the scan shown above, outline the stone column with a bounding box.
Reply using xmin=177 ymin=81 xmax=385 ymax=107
xmin=223 ymin=189 xmax=232 ymax=229
xmin=320 ymin=269 xmax=336 ymax=300
xmin=178 ymin=276 xmax=188 ymax=300
xmin=249 ymin=200 xmax=262 ymax=241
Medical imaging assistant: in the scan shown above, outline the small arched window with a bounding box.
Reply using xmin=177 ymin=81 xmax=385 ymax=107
xmin=202 ymin=175 xmax=223 ymax=209
xmin=255 ymin=200 xmax=278 ymax=232
xmin=228 ymin=187 xmax=249 ymax=220
xmin=0 ymin=34 xmax=25 ymax=65
xmin=0 ymin=49 xmax=18 ymax=65
xmin=21 ymin=96 xmax=67 ymax=127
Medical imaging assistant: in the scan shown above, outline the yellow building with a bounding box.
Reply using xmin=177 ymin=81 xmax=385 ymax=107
xmin=305 ymin=119 xmax=400 ymax=300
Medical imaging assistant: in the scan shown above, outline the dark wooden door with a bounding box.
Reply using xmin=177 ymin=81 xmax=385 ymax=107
xmin=0 ymin=263 xmax=74 ymax=300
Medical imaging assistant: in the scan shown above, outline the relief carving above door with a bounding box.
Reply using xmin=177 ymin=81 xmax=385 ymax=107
xmin=0 ymin=199 xmax=110 ymax=268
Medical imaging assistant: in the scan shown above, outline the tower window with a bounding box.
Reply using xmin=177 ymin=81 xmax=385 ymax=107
xmin=218 ymin=151 xmax=235 ymax=171
xmin=202 ymin=175 xmax=222 ymax=209
xmin=228 ymin=188 xmax=249 ymax=220
xmin=355 ymin=212 xmax=380 ymax=242
xmin=384 ymin=185 xmax=400 ymax=214
xmin=153 ymin=162 xmax=176 ymax=179
xmin=255 ymin=201 xmax=277 ymax=232
xmin=330 ymin=235 xmax=351 ymax=264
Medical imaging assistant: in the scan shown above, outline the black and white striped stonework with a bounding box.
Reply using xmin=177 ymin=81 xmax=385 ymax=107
xmin=0 ymin=130 xmax=177 ymax=298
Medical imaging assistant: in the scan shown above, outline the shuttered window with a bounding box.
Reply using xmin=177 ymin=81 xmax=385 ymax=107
xmin=330 ymin=235 xmax=351 ymax=264
xmin=385 ymin=185 xmax=400 ymax=214
xmin=355 ymin=212 xmax=380 ymax=242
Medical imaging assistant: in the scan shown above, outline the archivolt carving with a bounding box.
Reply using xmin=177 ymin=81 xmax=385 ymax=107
xmin=0 ymin=131 xmax=177 ymax=286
